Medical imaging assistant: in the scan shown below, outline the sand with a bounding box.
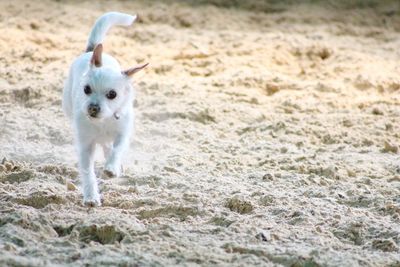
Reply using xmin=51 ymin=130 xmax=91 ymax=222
xmin=1 ymin=0 xmax=400 ymax=266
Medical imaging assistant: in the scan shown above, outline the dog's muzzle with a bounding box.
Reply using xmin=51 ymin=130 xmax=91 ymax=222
xmin=88 ymin=103 xmax=100 ymax=118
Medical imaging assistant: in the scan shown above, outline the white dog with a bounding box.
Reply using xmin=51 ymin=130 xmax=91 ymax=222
xmin=62 ymin=12 xmax=147 ymax=207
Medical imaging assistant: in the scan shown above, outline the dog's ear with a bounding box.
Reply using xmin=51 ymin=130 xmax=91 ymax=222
xmin=122 ymin=63 xmax=149 ymax=76
xmin=90 ymin=44 xmax=103 ymax=67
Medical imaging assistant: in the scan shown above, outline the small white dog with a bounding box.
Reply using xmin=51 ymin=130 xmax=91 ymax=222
xmin=62 ymin=12 xmax=147 ymax=207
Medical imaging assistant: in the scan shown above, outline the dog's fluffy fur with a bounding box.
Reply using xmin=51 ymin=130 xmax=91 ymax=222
xmin=62 ymin=12 xmax=147 ymax=206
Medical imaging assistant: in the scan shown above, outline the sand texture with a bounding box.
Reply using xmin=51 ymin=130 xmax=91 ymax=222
xmin=1 ymin=0 xmax=400 ymax=266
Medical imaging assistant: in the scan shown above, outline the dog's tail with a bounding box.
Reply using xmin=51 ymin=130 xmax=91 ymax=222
xmin=86 ymin=12 xmax=136 ymax=52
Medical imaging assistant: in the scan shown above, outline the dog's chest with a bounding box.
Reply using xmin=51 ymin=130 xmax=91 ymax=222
xmin=90 ymin=119 xmax=121 ymax=142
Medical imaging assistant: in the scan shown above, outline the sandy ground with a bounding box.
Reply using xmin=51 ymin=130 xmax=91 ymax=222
xmin=1 ymin=0 xmax=400 ymax=266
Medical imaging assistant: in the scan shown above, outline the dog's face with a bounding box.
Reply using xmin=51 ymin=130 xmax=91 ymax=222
xmin=79 ymin=44 xmax=147 ymax=121
xmin=81 ymin=68 xmax=129 ymax=120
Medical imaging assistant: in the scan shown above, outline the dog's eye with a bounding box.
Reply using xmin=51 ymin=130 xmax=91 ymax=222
xmin=84 ymin=85 xmax=92 ymax=95
xmin=106 ymin=90 xmax=117 ymax=100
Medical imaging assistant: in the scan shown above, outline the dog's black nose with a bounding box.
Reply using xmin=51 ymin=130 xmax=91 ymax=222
xmin=88 ymin=103 xmax=100 ymax=117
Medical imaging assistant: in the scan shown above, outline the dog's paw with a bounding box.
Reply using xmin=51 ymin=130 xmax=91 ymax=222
xmin=84 ymin=199 xmax=101 ymax=207
xmin=104 ymin=163 xmax=122 ymax=178
xmin=83 ymin=193 xmax=101 ymax=207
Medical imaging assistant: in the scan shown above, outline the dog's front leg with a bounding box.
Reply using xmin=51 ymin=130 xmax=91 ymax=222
xmin=104 ymin=133 xmax=130 ymax=178
xmin=78 ymin=141 xmax=101 ymax=206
